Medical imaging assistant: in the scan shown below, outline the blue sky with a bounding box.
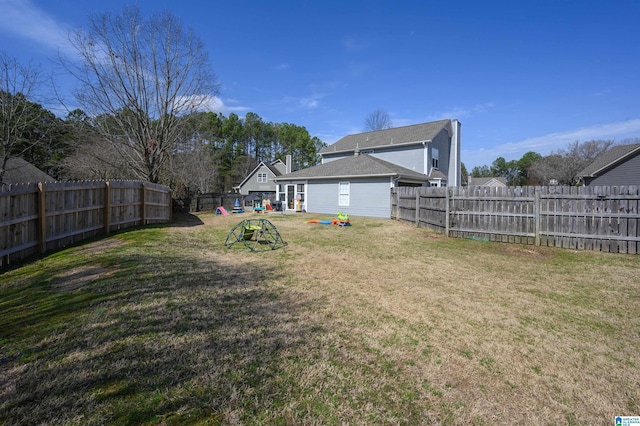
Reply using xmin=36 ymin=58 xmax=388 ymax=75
xmin=1 ymin=0 xmax=639 ymax=169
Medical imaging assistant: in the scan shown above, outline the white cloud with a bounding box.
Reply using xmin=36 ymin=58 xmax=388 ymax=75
xmin=283 ymin=92 xmax=324 ymax=110
xmin=344 ymin=37 xmax=367 ymax=52
xmin=178 ymin=95 xmax=250 ymax=115
xmin=0 ymin=0 xmax=76 ymax=56
xmin=388 ymin=117 xmax=415 ymax=128
xmin=463 ymin=118 xmax=640 ymax=168
xmin=427 ymin=103 xmax=495 ymax=121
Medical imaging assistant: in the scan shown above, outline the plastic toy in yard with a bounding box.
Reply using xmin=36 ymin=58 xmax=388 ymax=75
xmin=232 ymin=198 xmax=244 ymax=213
xmin=335 ymin=211 xmax=350 ymax=226
xmin=307 ymin=211 xmax=351 ymax=226
xmin=224 ymin=219 xmax=287 ymax=251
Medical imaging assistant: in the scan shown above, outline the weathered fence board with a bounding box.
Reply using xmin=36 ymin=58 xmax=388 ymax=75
xmin=1 ymin=180 xmax=172 ymax=267
xmin=391 ymin=185 xmax=640 ymax=254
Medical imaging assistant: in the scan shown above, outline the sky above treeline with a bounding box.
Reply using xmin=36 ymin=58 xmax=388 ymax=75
xmin=1 ymin=0 xmax=639 ymax=168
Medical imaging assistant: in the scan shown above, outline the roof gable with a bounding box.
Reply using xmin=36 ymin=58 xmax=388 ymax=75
xmin=265 ymin=161 xmax=285 ymax=176
xmin=320 ymin=119 xmax=452 ymax=155
xmin=469 ymin=176 xmax=507 ymax=186
xmin=236 ymin=161 xmax=282 ymax=189
xmin=2 ymin=157 xmax=54 ymax=186
xmin=274 ymin=154 xmax=428 ymax=181
xmin=268 ymin=159 xmax=286 ymax=175
xmin=578 ymin=143 xmax=640 ymax=177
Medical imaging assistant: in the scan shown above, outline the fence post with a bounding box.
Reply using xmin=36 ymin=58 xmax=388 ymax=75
xmin=37 ymin=183 xmax=46 ymax=253
xmin=534 ymin=187 xmax=540 ymax=246
xmin=141 ymin=183 xmax=146 ymax=225
xmin=394 ymin=188 xmax=399 ymax=221
xmin=445 ymin=187 xmax=450 ymax=237
xmin=104 ymin=181 xmax=111 ymax=234
xmin=415 ymin=190 xmax=420 ymax=226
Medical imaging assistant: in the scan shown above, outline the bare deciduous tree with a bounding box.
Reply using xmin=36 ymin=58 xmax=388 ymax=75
xmin=163 ymin=135 xmax=217 ymax=197
xmin=0 ymin=51 xmax=43 ymax=184
xmin=363 ymin=108 xmax=393 ymax=132
xmin=531 ymin=139 xmax=615 ymax=185
xmin=62 ymin=6 xmax=219 ymax=183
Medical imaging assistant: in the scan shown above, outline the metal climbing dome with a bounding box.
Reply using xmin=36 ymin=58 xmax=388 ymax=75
xmin=224 ymin=219 xmax=287 ymax=252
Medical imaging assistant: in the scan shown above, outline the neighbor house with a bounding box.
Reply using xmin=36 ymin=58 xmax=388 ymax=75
xmin=577 ymin=143 xmax=640 ymax=186
xmin=234 ymin=157 xmax=290 ymax=196
xmin=273 ymin=119 xmax=461 ymax=217
xmin=467 ymin=176 xmax=507 ymax=187
xmin=1 ymin=157 xmax=54 ymax=190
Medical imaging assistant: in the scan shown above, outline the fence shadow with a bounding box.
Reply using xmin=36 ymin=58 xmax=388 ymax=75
xmin=168 ymin=213 xmax=205 ymax=228
xmin=0 ymin=243 xmax=322 ymax=424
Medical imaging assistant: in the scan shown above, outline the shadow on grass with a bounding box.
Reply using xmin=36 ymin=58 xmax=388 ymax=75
xmin=0 ymin=243 xmax=320 ymax=424
xmin=167 ymin=212 xmax=205 ymax=228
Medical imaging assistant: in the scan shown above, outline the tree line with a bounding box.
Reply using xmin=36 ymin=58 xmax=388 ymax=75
xmin=0 ymin=6 xmax=325 ymax=197
xmin=1 ymin=87 xmax=325 ymax=196
xmin=65 ymin=109 xmax=326 ymax=196
xmin=467 ymin=138 xmax=639 ymax=186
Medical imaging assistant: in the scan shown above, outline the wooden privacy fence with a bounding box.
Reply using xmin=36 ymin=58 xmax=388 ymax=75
xmin=391 ymin=185 xmax=640 ymax=254
xmin=1 ymin=180 xmax=172 ymax=267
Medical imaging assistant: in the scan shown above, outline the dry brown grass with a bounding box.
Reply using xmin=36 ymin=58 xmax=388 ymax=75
xmin=1 ymin=211 xmax=639 ymax=425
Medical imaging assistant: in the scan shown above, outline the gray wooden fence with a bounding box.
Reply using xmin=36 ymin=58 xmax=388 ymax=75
xmin=391 ymin=185 xmax=640 ymax=254
xmin=0 ymin=180 xmax=172 ymax=267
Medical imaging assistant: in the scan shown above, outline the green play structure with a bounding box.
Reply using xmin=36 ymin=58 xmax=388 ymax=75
xmin=224 ymin=219 xmax=287 ymax=252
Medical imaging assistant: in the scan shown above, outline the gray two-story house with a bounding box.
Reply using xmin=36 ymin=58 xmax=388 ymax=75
xmin=273 ymin=119 xmax=461 ymax=217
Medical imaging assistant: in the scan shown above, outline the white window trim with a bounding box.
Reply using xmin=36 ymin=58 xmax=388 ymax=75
xmin=257 ymin=173 xmax=268 ymax=183
xmin=338 ymin=181 xmax=350 ymax=206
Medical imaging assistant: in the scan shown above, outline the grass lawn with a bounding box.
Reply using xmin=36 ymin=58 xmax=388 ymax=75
xmin=1 ymin=212 xmax=639 ymax=425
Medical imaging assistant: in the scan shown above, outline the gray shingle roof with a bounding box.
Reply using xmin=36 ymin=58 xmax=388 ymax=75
xmin=274 ymin=154 xmax=428 ymax=181
xmin=265 ymin=162 xmax=283 ymax=176
xmin=428 ymin=169 xmax=447 ymax=180
xmin=578 ymin=143 xmax=640 ymax=177
xmin=320 ymin=119 xmax=451 ymax=154
xmin=468 ymin=176 xmax=507 ymax=186
xmin=2 ymin=157 xmax=54 ymax=185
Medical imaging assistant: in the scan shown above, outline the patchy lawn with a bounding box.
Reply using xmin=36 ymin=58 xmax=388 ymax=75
xmin=1 ymin=212 xmax=638 ymax=425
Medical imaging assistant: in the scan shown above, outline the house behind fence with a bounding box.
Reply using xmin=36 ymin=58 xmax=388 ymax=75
xmin=1 ymin=180 xmax=172 ymax=268
xmin=391 ymin=185 xmax=640 ymax=254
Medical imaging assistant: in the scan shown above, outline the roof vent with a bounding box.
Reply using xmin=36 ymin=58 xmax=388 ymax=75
xmin=354 ymin=144 xmax=360 ymax=157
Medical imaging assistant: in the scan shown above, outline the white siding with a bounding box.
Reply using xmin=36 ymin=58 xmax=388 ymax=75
xmin=307 ymin=178 xmax=392 ymax=218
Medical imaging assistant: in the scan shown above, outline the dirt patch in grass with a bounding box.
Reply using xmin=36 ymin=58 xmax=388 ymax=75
xmin=76 ymin=238 xmax=126 ymax=256
xmin=47 ymin=239 xmax=125 ymax=292
xmin=50 ymin=265 xmax=117 ymax=292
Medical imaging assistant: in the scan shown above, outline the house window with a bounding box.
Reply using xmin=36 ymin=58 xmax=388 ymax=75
xmin=432 ymin=148 xmax=439 ymax=169
xmin=338 ymin=181 xmax=350 ymax=206
xmin=297 ymin=184 xmax=305 ymax=202
xmin=257 ymin=173 xmax=267 ymax=183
